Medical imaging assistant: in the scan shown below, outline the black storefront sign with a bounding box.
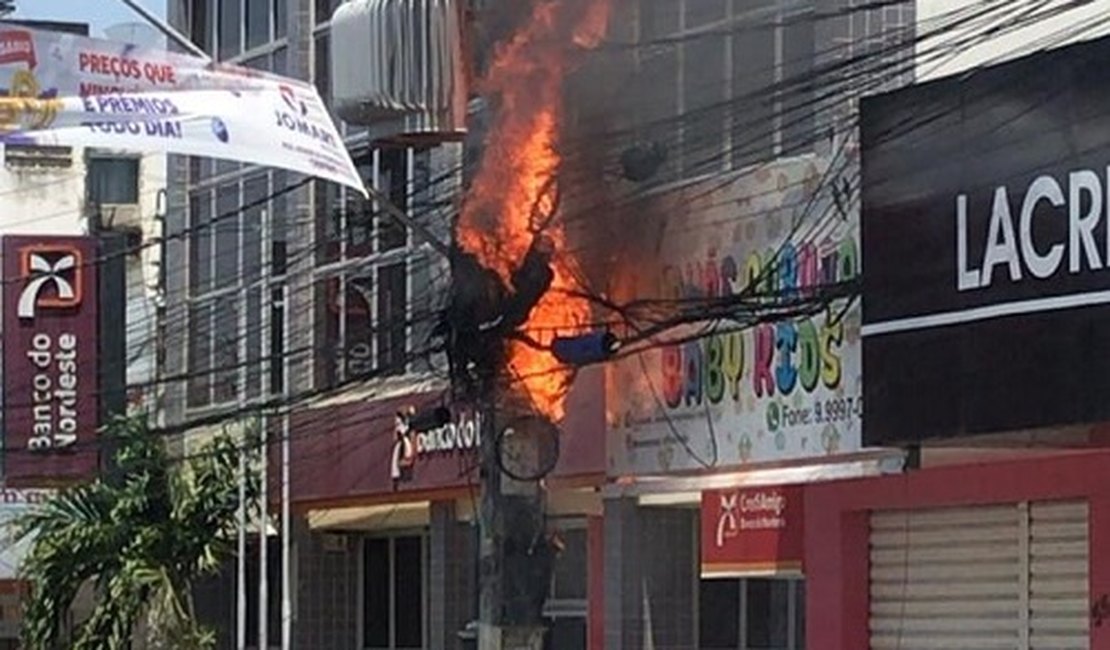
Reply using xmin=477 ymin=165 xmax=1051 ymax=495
xmin=861 ymin=34 xmax=1110 ymax=445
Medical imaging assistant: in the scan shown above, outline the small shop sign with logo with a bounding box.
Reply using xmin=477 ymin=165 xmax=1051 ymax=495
xmin=700 ymin=485 xmax=804 ymax=578
xmin=390 ymin=408 xmax=482 ymax=485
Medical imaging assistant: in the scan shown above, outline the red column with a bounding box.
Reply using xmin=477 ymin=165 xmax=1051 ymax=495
xmin=588 ymin=514 xmax=605 ymax=650
xmin=805 ymin=495 xmax=868 ymax=650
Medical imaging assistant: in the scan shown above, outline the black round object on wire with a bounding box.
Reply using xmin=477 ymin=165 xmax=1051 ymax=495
xmin=495 ymin=415 xmax=560 ymax=482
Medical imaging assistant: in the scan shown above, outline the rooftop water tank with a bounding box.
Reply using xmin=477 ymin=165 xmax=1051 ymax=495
xmin=331 ymin=0 xmax=468 ymax=143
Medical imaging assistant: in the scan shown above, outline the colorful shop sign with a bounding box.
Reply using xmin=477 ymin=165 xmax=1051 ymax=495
xmin=606 ymin=156 xmax=862 ymax=475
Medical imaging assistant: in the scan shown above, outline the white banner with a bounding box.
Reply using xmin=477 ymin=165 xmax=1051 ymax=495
xmin=0 ymin=24 xmax=365 ymax=194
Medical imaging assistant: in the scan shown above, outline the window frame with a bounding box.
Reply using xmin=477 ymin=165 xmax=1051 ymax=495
xmin=185 ymin=169 xmax=285 ymax=412
xmin=633 ymin=0 xmax=817 ymax=185
xmin=697 ymin=577 xmax=806 ymax=650
xmin=314 ymin=147 xmax=427 ymax=387
xmin=189 ymin=0 xmax=289 ymax=63
xmin=358 ymin=532 xmax=429 ymax=650
xmin=542 ymin=520 xmax=589 ymax=650
xmin=86 ymin=154 xmax=141 ymax=205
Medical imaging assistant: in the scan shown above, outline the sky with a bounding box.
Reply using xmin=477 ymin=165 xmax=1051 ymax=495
xmin=11 ymin=0 xmax=167 ymax=39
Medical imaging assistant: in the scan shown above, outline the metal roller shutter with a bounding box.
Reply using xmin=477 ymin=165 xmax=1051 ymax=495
xmin=869 ymin=500 xmax=1089 ymax=650
xmin=1029 ymin=501 xmax=1088 ymax=650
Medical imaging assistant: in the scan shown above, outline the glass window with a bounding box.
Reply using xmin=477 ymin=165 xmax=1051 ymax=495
xmin=189 ymin=190 xmax=213 ymax=295
xmin=698 ymin=578 xmax=805 ymax=650
xmin=700 ymin=580 xmax=740 ymax=649
xmin=242 ymin=174 xmax=268 ymax=283
xmin=246 ymin=286 xmax=263 ymax=398
xmin=315 ymin=277 xmax=341 ymax=389
xmin=218 ymin=0 xmax=242 ymax=60
xmin=376 ymin=262 xmax=407 ymax=375
xmin=272 ymin=46 xmax=288 ymax=77
xmin=87 ymin=157 xmax=139 ymax=204
xmin=681 ymin=0 xmax=727 ymax=177
xmin=746 ymin=580 xmax=790 ymax=649
xmin=364 ymin=537 xmax=413 ymax=649
xmin=393 ymin=537 xmax=423 ymax=648
xmin=316 ymin=0 xmax=338 ymax=24
xmin=314 ymin=32 xmax=330 ymax=104
xmin=363 ymin=538 xmax=389 ymax=647
xmin=347 ymin=163 xmax=374 ymax=257
xmin=190 ymin=0 xmax=215 ymax=54
xmin=345 ymin=273 xmax=375 ymax=379
xmin=378 ymin=149 xmax=407 ymax=251
xmin=780 ymin=6 xmax=816 ymax=156
xmin=216 ymin=157 xmax=240 ymax=176
xmin=270 ymin=286 xmax=285 ymax=395
xmin=244 ymin=538 xmax=282 ymax=648
xmin=215 ymin=182 xmax=240 ymax=290
xmin=189 ymin=156 xmax=213 ymax=182
xmin=186 ymin=301 xmax=213 ymax=407
xmin=212 ymin=295 xmax=240 ymax=403
xmin=246 ymin=0 xmax=271 ymax=49
xmin=271 ymin=170 xmax=288 ymax=276
xmin=637 ymin=0 xmax=679 ymax=183
xmin=730 ymin=0 xmax=776 ymax=170
xmin=553 ymin=529 xmax=587 ymax=600
xmin=275 ymin=0 xmax=288 ymax=38
xmin=244 ymin=53 xmax=269 ymax=71
xmin=315 ymin=179 xmax=342 ymax=265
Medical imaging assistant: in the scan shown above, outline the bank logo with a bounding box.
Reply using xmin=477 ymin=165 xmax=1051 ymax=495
xmin=17 ymin=246 xmax=82 ymax=319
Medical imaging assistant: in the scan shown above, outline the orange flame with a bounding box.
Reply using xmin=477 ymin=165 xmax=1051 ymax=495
xmin=458 ymin=0 xmax=612 ymax=422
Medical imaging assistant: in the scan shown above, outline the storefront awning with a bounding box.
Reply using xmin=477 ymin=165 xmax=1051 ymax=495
xmin=606 ymin=451 xmax=905 ymax=506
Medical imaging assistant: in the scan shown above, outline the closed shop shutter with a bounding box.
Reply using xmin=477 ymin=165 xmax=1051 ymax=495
xmin=1029 ymin=501 xmax=1088 ymax=650
xmin=869 ymin=500 xmax=1089 ymax=650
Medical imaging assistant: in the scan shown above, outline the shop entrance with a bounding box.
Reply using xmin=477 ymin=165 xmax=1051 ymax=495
xmin=698 ymin=577 xmax=805 ymax=650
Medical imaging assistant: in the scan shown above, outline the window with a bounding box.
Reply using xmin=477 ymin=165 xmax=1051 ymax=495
xmin=314 ymin=32 xmax=330 ymax=105
xmin=218 ymin=0 xmax=241 ymax=60
xmin=189 ymin=0 xmax=214 ymax=53
xmin=189 ymin=0 xmax=286 ymax=61
xmin=243 ymin=537 xmax=283 ymax=649
xmin=635 ymin=0 xmax=816 ymax=181
xmin=316 ymin=0 xmax=340 ymax=24
xmin=698 ymin=578 xmax=805 ymax=650
xmin=87 ymin=157 xmax=140 ymax=204
xmin=316 ymin=148 xmax=431 ymax=388
xmin=543 ymin=525 xmax=587 ymax=650
xmin=246 ymin=0 xmax=271 ymax=50
xmin=362 ymin=535 xmax=426 ymax=650
xmin=186 ymin=170 xmax=286 ymax=409
xmin=275 ymin=0 xmax=288 ymax=38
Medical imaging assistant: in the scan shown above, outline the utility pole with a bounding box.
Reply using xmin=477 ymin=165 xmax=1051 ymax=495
xmin=474 ymin=372 xmax=549 ymax=650
xmin=446 ymin=240 xmax=555 ymax=650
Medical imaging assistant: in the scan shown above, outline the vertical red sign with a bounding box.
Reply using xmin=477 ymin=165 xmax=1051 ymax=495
xmin=700 ymin=485 xmax=805 ymax=577
xmin=2 ymin=236 xmax=99 ymax=483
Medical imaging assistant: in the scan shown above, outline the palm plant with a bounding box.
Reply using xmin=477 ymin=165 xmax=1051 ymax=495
xmin=16 ymin=414 xmax=259 ymax=649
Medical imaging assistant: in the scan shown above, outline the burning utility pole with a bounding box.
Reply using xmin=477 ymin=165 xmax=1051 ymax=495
xmin=445 ymin=239 xmax=559 ymax=650
xmin=450 ymin=2 xmax=613 ymax=648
